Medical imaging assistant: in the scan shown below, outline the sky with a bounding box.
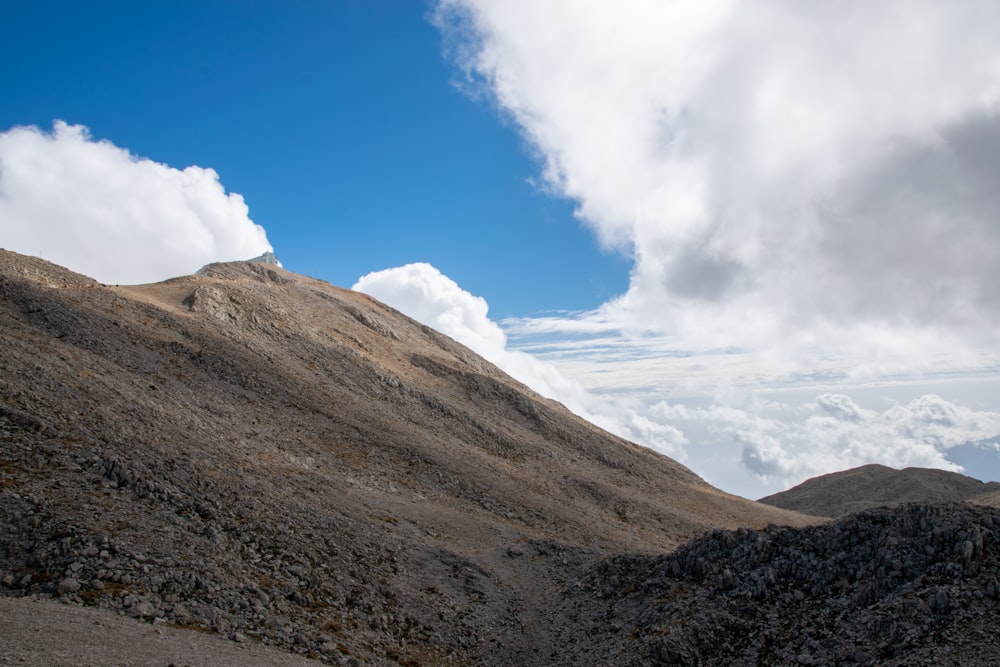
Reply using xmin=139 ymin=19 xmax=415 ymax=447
xmin=3 ymin=1 xmax=1000 ymax=499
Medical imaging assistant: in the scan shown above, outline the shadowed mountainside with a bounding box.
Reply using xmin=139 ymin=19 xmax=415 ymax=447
xmin=759 ymin=464 xmax=1000 ymax=518
xmin=0 ymin=250 xmax=811 ymax=666
xmin=546 ymin=502 xmax=1000 ymax=666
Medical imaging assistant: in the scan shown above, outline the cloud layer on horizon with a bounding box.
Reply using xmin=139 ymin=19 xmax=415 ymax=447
xmin=0 ymin=122 xmax=273 ymax=284
xmin=654 ymin=392 xmax=1000 ymax=486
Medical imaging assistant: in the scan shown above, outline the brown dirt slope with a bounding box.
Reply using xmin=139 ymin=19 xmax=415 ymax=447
xmin=759 ymin=463 xmax=1000 ymax=518
xmin=0 ymin=250 xmax=811 ymax=666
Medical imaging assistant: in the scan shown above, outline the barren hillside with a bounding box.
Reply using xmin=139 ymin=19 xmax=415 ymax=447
xmin=0 ymin=250 xmax=810 ymax=665
xmin=759 ymin=464 xmax=1000 ymax=518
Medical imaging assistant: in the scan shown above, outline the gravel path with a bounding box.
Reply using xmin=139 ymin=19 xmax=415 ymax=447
xmin=0 ymin=597 xmax=324 ymax=667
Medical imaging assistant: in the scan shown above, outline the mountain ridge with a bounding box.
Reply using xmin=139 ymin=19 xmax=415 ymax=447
xmin=759 ymin=463 xmax=1000 ymax=518
xmin=0 ymin=249 xmax=812 ymax=665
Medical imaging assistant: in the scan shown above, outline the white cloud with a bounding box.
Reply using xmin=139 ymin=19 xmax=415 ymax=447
xmin=0 ymin=121 xmax=273 ymax=284
xmin=434 ymin=0 xmax=1000 ymax=353
xmin=355 ymin=263 xmax=505 ymax=356
xmin=430 ymin=1 xmax=1000 ymax=493
xmin=648 ymin=392 xmax=1000 ymax=494
xmin=353 ymin=263 xmax=595 ymax=414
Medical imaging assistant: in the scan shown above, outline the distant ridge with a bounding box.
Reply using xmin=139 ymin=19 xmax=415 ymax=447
xmin=758 ymin=464 xmax=1000 ymax=517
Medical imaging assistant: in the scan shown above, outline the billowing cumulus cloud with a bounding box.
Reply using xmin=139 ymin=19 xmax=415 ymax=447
xmin=431 ymin=1 xmax=1000 ymax=492
xmin=434 ymin=0 xmax=1000 ymax=351
xmin=353 ymin=263 xmax=596 ymax=415
xmin=0 ymin=121 xmax=273 ymax=284
xmin=354 ymin=263 xmax=507 ymax=357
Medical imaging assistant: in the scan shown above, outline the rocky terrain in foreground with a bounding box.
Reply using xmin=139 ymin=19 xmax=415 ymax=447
xmin=1 ymin=250 xmax=998 ymax=665
xmin=759 ymin=464 xmax=1000 ymax=518
xmin=546 ymin=502 xmax=1000 ymax=666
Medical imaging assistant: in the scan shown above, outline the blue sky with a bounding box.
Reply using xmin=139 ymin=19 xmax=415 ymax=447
xmin=0 ymin=0 xmax=627 ymax=318
xmin=3 ymin=1 xmax=1000 ymax=498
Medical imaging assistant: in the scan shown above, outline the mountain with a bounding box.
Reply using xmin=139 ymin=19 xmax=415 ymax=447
xmin=0 ymin=249 xmax=811 ymax=665
xmin=758 ymin=464 xmax=1000 ymax=518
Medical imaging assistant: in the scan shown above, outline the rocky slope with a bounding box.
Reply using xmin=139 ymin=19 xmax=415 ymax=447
xmin=0 ymin=250 xmax=810 ymax=666
xmin=759 ymin=464 xmax=1000 ymax=518
xmin=0 ymin=595 xmax=326 ymax=667
xmin=545 ymin=502 xmax=1000 ymax=666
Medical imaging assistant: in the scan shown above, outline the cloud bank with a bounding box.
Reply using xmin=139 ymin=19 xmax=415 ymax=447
xmin=428 ymin=1 xmax=1000 ymax=493
xmin=0 ymin=122 xmax=273 ymax=284
xmin=434 ymin=0 xmax=1000 ymax=356
xmin=655 ymin=393 xmax=1000 ymax=487
xmin=353 ymin=263 xmax=596 ymax=418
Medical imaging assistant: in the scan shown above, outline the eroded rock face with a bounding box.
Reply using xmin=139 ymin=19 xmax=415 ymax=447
xmin=550 ymin=503 xmax=1000 ymax=666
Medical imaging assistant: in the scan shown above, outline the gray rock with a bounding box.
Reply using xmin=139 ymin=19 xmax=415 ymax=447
xmin=57 ymin=577 xmax=81 ymax=594
xmin=934 ymin=588 xmax=950 ymax=614
xmin=125 ymin=602 xmax=161 ymax=620
xmin=169 ymin=603 xmax=192 ymax=624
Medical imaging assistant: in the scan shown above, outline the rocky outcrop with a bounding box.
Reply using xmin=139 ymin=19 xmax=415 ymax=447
xmin=548 ymin=502 xmax=1000 ymax=666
